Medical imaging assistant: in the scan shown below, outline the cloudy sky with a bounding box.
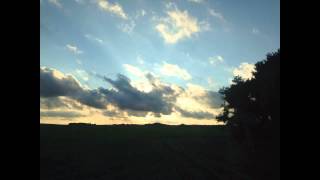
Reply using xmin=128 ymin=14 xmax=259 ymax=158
xmin=40 ymin=0 xmax=280 ymax=125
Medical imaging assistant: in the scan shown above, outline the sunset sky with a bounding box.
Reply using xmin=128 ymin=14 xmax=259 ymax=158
xmin=40 ymin=0 xmax=279 ymax=125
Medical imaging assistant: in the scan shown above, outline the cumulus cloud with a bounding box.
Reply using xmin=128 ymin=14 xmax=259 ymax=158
xmin=48 ymin=0 xmax=62 ymax=8
xmin=173 ymin=83 xmax=224 ymax=119
xmin=184 ymin=83 xmax=223 ymax=108
xmin=40 ymin=67 xmax=224 ymax=122
xmin=97 ymin=0 xmax=128 ymax=20
xmin=160 ymin=62 xmax=192 ymax=80
xmin=40 ymin=67 xmax=108 ymax=109
xmin=40 ymin=67 xmax=83 ymax=97
xmin=155 ymin=8 xmax=204 ymax=44
xmin=66 ymin=44 xmax=83 ymax=54
xmin=99 ymin=74 xmax=176 ymax=115
xmin=233 ymin=62 xmax=256 ymax=80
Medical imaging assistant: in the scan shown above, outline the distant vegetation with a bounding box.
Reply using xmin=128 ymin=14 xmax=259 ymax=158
xmin=68 ymin=123 xmax=97 ymax=126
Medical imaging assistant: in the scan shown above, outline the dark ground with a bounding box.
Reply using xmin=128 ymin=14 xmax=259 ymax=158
xmin=40 ymin=124 xmax=251 ymax=180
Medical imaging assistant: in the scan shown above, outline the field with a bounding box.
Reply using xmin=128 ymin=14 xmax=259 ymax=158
xmin=40 ymin=124 xmax=251 ymax=180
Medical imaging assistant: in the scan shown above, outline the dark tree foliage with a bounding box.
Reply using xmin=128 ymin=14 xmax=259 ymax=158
xmin=217 ymin=49 xmax=280 ymax=180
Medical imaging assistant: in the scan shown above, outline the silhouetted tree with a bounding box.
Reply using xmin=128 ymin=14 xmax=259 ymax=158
xmin=217 ymin=49 xmax=280 ymax=180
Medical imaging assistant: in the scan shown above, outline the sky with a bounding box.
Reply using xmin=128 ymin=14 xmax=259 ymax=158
xmin=40 ymin=0 xmax=280 ymax=125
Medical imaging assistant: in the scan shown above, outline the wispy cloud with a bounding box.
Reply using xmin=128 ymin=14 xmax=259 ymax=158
xmin=252 ymin=27 xmax=260 ymax=35
xmin=160 ymin=62 xmax=192 ymax=80
xmin=66 ymin=44 xmax=83 ymax=54
xmin=97 ymin=0 xmax=128 ymax=20
xmin=135 ymin=9 xmax=147 ymax=19
xmin=207 ymin=77 xmax=218 ymax=89
xmin=85 ymin=34 xmax=104 ymax=44
xmin=187 ymin=0 xmax=204 ymax=3
xmin=118 ymin=19 xmax=136 ymax=34
xmin=75 ymin=69 xmax=89 ymax=81
xmin=155 ymin=5 xmax=207 ymax=44
xmin=233 ymin=62 xmax=256 ymax=80
xmin=76 ymin=59 xmax=82 ymax=65
xmin=208 ymin=55 xmax=224 ymax=65
xmin=48 ymin=0 xmax=62 ymax=8
xmin=74 ymin=0 xmax=85 ymax=4
xmin=208 ymin=8 xmax=226 ymax=23
xmin=137 ymin=55 xmax=144 ymax=65
xmin=123 ymin=64 xmax=146 ymax=78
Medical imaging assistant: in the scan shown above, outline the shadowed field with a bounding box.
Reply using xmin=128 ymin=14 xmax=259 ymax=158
xmin=40 ymin=124 xmax=251 ymax=180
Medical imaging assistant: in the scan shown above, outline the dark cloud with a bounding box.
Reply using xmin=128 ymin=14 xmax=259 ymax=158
xmin=40 ymin=68 xmax=176 ymax=115
xmin=98 ymin=74 xmax=176 ymax=115
xmin=175 ymin=107 xmax=215 ymax=119
xmin=40 ymin=67 xmax=108 ymax=109
xmin=40 ymin=67 xmax=222 ymax=119
xmin=126 ymin=110 xmax=149 ymax=117
xmin=40 ymin=67 xmax=83 ymax=97
xmin=76 ymin=90 xmax=108 ymax=109
xmin=197 ymin=91 xmax=224 ymax=108
xmin=40 ymin=97 xmax=69 ymax=109
xmin=40 ymin=97 xmax=84 ymax=110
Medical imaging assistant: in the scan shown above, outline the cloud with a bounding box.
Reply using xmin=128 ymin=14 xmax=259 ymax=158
xmin=99 ymin=74 xmax=176 ymax=115
xmin=40 ymin=67 xmax=83 ymax=97
xmin=252 ymin=28 xmax=260 ymax=35
xmin=233 ymin=62 xmax=256 ymax=80
xmin=40 ymin=67 xmax=224 ymax=122
xmin=137 ymin=55 xmax=144 ymax=65
xmin=135 ymin=9 xmax=146 ymax=19
xmin=175 ymin=107 xmax=214 ymax=119
xmin=66 ymin=44 xmax=83 ymax=54
xmin=74 ymin=0 xmax=85 ymax=4
xmin=40 ymin=67 xmax=108 ymax=109
xmin=97 ymin=0 xmax=128 ymax=20
xmin=207 ymin=77 xmax=218 ymax=89
xmin=40 ymin=110 xmax=84 ymax=118
xmin=184 ymin=83 xmax=223 ymax=108
xmin=209 ymin=55 xmax=224 ymax=65
xmin=188 ymin=0 xmax=204 ymax=3
xmin=208 ymin=8 xmax=226 ymax=23
xmin=75 ymin=69 xmax=89 ymax=81
xmin=41 ymin=96 xmax=84 ymax=110
xmin=85 ymin=34 xmax=104 ymax=44
xmin=48 ymin=0 xmax=62 ymax=8
xmin=155 ymin=8 xmax=204 ymax=44
xmin=123 ymin=64 xmax=145 ymax=77
xmin=160 ymin=62 xmax=192 ymax=80
xmin=76 ymin=59 xmax=82 ymax=65
xmin=118 ymin=19 xmax=136 ymax=34
xmin=173 ymin=83 xmax=223 ymax=119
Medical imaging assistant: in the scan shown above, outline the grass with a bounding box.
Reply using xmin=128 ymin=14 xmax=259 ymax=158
xmin=40 ymin=124 xmax=251 ymax=180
